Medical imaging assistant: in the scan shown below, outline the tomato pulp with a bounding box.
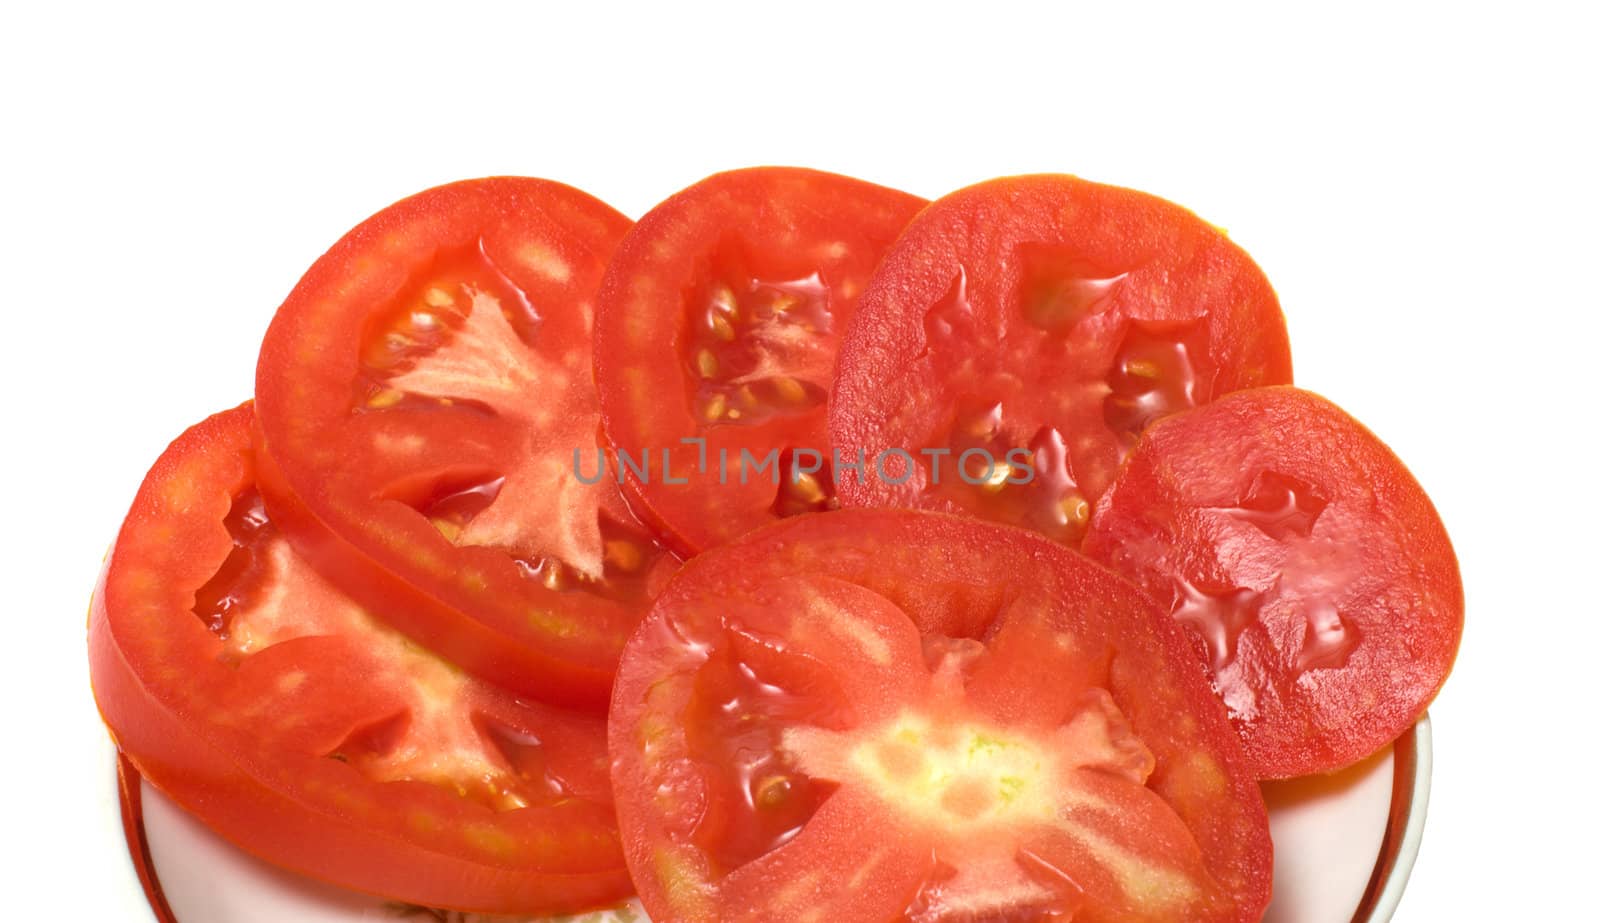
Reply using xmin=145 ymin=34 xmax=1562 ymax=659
xmin=88 ymin=405 xmax=629 ymax=913
xmin=609 ymin=509 xmax=1272 ymax=922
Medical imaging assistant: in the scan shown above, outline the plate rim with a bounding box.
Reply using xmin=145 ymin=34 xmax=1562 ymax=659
xmin=1353 ymin=715 xmax=1432 ymax=923
xmin=114 ymin=716 xmax=1435 ymax=922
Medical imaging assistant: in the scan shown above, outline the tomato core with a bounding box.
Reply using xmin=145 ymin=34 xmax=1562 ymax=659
xmin=1103 ymin=319 xmax=1213 ymax=446
xmin=681 ymin=622 xmax=847 ymax=874
xmin=191 ymin=491 xmax=274 ymax=639
xmin=355 ymin=240 xmax=542 ymax=411
xmin=1015 ymin=243 xmax=1128 ymax=334
xmin=682 ymin=242 xmax=835 ymax=428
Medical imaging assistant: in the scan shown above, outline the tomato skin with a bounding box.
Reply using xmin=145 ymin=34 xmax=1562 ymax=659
xmin=594 ymin=167 xmax=926 ymax=556
xmin=610 ymin=508 xmax=1272 ymax=923
xmin=1082 ymin=386 xmax=1464 ymax=778
xmin=255 ymin=177 xmax=673 ymax=710
xmin=90 ymin=405 xmax=632 ymax=914
xmin=830 ymin=174 xmax=1292 ymax=546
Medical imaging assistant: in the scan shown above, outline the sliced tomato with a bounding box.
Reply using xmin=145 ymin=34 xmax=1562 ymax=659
xmin=593 ymin=167 xmax=925 ymax=555
xmin=88 ymin=404 xmax=629 ymax=913
xmin=829 ymin=174 xmax=1292 ymax=546
xmin=609 ymin=509 xmax=1271 ymax=923
xmin=1082 ymin=387 xmax=1464 ymax=778
xmin=254 ymin=178 xmax=678 ymax=708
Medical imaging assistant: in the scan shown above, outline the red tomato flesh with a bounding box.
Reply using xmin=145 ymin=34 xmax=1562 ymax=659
xmin=1082 ymin=387 xmax=1464 ymax=778
xmin=254 ymin=178 xmax=678 ymax=708
xmin=594 ymin=167 xmax=926 ymax=555
xmin=609 ymin=509 xmax=1272 ymax=923
xmin=830 ymin=174 xmax=1292 ymax=546
xmin=88 ymin=404 xmax=630 ymax=913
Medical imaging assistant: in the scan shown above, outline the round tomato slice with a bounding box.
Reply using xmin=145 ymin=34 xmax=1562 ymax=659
xmin=88 ymin=404 xmax=629 ymax=914
xmin=254 ymin=178 xmax=678 ymax=708
xmin=593 ymin=167 xmax=925 ymax=555
xmin=609 ymin=509 xmax=1271 ymax=923
xmin=1082 ymin=387 xmax=1464 ymax=778
xmin=829 ymin=174 xmax=1293 ymax=546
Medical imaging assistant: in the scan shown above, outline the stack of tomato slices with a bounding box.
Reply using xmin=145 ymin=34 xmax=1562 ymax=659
xmin=88 ymin=169 xmax=1463 ymax=922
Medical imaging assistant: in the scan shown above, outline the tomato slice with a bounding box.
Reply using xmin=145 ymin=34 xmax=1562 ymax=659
xmin=88 ymin=404 xmax=629 ymax=913
xmin=1082 ymin=387 xmax=1464 ymax=778
xmin=593 ymin=167 xmax=925 ymax=555
xmin=254 ymin=178 xmax=678 ymax=708
xmin=609 ymin=509 xmax=1271 ymax=922
xmin=829 ymin=174 xmax=1293 ymax=546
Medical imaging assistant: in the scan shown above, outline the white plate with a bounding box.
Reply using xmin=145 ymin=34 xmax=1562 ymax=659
xmin=121 ymin=719 xmax=1430 ymax=922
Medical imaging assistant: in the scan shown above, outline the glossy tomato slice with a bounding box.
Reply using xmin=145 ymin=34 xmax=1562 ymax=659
xmin=609 ymin=509 xmax=1271 ymax=923
xmin=254 ymin=178 xmax=678 ymax=708
xmin=88 ymin=404 xmax=629 ymax=914
xmin=1082 ymin=387 xmax=1464 ymax=778
xmin=830 ymin=174 xmax=1293 ymax=546
xmin=594 ymin=167 xmax=925 ymax=555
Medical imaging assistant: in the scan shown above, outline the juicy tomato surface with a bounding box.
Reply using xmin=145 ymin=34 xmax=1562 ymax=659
xmin=829 ymin=174 xmax=1293 ymax=546
xmin=254 ymin=177 xmax=678 ymax=709
xmin=594 ymin=167 xmax=926 ymax=555
xmin=88 ymin=405 xmax=629 ymax=913
xmin=610 ymin=508 xmax=1271 ymax=923
xmin=1082 ymin=387 xmax=1464 ymax=778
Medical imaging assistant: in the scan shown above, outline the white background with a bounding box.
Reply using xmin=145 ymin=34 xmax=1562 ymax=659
xmin=3 ymin=2 xmax=1595 ymax=919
